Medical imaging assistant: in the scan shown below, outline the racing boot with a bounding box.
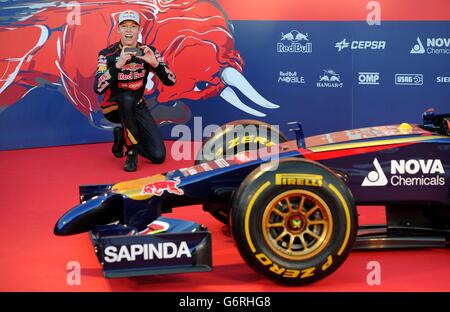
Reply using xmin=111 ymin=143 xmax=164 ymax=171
xmin=112 ymin=126 xmax=125 ymax=158
xmin=123 ymin=148 xmax=138 ymax=172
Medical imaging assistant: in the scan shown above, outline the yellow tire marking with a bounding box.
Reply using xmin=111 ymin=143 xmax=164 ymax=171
xmin=245 ymin=181 xmax=271 ymax=253
xmin=328 ymin=183 xmax=351 ymax=256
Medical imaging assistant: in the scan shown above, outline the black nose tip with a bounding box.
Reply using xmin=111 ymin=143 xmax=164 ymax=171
xmin=54 ymin=220 xmax=68 ymax=236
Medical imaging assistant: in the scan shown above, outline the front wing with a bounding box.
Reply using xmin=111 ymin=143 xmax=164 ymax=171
xmin=90 ymin=217 xmax=212 ymax=278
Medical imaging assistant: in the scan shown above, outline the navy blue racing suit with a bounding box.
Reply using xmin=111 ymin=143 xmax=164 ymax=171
xmin=94 ymin=41 xmax=176 ymax=163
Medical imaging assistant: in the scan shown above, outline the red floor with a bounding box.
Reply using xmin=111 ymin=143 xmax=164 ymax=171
xmin=0 ymin=142 xmax=449 ymax=291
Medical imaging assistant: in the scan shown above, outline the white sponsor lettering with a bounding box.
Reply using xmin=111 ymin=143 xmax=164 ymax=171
xmin=395 ymin=74 xmax=423 ymax=86
xmin=278 ymin=71 xmax=306 ymax=84
xmin=436 ymin=76 xmax=450 ymax=83
xmin=352 ymin=40 xmax=385 ymax=49
xmin=391 ymin=175 xmax=445 ymax=186
xmin=277 ymin=30 xmax=312 ymax=54
xmin=427 ymin=37 xmax=450 ymax=47
xmin=104 ymin=241 xmax=192 ymax=263
xmin=358 ymin=72 xmax=380 ymax=85
xmin=335 ymin=39 xmax=386 ymax=52
xmin=411 ymin=37 xmax=450 ymax=55
xmin=317 ymin=69 xmax=343 ymax=88
xmin=391 ymin=159 xmax=444 ymax=175
xmin=362 ymin=158 xmax=446 ymax=187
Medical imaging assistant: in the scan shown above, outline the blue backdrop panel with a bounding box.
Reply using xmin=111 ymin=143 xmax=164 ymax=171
xmin=0 ymin=9 xmax=449 ymax=150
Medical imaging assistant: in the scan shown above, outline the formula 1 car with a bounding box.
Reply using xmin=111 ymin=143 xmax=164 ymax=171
xmin=54 ymin=109 xmax=450 ymax=285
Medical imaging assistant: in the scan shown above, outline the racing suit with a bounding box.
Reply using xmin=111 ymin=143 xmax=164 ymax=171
xmin=94 ymin=41 xmax=176 ymax=163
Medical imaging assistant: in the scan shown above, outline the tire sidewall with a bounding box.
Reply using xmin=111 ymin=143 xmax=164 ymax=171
xmin=195 ymin=120 xmax=288 ymax=165
xmin=231 ymin=158 xmax=357 ymax=285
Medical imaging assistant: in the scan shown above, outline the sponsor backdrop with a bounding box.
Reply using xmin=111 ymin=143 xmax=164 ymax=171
xmin=0 ymin=0 xmax=449 ymax=150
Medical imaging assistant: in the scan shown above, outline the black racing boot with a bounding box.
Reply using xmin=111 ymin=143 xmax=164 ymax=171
xmin=112 ymin=127 xmax=125 ymax=158
xmin=123 ymin=148 xmax=138 ymax=172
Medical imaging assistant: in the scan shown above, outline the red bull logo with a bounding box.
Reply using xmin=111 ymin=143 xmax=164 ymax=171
xmin=0 ymin=0 xmax=279 ymax=127
xmin=277 ymin=29 xmax=312 ymax=54
xmin=118 ymin=70 xmax=146 ymax=80
xmin=121 ymin=63 xmax=145 ymax=71
xmin=141 ymin=177 xmax=184 ymax=196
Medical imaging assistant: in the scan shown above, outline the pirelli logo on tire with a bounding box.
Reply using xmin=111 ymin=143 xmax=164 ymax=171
xmin=275 ymin=173 xmax=323 ymax=187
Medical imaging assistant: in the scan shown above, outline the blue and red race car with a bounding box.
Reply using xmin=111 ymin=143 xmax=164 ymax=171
xmin=54 ymin=109 xmax=450 ymax=285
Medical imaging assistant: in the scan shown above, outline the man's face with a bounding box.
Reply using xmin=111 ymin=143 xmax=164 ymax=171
xmin=118 ymin=20 xmax=140 ymax=47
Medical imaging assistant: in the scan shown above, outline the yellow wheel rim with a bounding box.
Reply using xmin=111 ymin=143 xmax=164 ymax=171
xmin=262 ymin=189 xmax=333 ymax=260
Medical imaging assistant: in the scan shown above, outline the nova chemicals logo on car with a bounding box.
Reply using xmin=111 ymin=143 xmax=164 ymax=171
xmin=390 ymin=159 xmax=445 ymax=186
xmin=317 ymin=69 xmax=343 ymax=88
xmin=335 ymin=39 xmax=386 ymax=52
xmin=103 ymin=242 xmax=192 ymax=263
xmin=277 ymin=30 xmax=312 ymax=53
xmin=362 ymin=158 xmax=446 ymax=187
xmin=362 ymin=158 xmax=388 ymax=186
xmin=358 ymin=72 xmax=380 ymax=85
xmin=410 ymin=37 xmax=450 ymax=55
xmin=278 ymin=71 xmax=306 ymax=84
xmin=395 ymin=74 xmax=423 ymax=86
xmin=275 ymin=173 xmax=323 ymax=186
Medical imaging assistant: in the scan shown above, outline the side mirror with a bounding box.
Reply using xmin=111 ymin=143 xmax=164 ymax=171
xmin=287 ymin=121 xmax=305 ymax=148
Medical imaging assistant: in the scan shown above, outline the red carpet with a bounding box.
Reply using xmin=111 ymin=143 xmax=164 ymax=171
xmin=0 ymin=142 xmax=449 ymax=291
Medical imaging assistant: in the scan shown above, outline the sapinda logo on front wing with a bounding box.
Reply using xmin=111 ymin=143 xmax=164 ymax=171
xmin=362 ymin=158 xmax=445 ymax=187
xmin=104 ymin=242 xmax=191 ymax=263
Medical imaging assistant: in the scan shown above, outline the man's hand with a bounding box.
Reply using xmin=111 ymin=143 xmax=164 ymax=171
xmin=115 ymin=47 xmax=133 ymax=69
xmin=136 ymin=45 xmax=159 ymax=67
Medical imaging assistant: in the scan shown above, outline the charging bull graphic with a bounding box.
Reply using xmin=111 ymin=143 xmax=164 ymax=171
xmin=281 ymin=30 xmax=309 ymax=42
xmin=0 ymin=0 xmax=279 ymax=129
xmin=141 ymin=177 xmax=184 ymax=196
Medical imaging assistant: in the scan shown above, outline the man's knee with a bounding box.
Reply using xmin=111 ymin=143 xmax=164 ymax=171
xmin=138 ymin=143 xmax=166 ymax=164
xmin=151 ymin=146 xmax=166 ymax=164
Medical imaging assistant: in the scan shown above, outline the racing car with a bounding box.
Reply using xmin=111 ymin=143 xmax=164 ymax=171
xmin=54 ymin=109 xmax=450 ymax=285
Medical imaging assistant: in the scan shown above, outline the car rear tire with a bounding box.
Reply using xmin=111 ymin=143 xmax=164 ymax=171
xmin=195 ymin=119 xmax=288 ymax=225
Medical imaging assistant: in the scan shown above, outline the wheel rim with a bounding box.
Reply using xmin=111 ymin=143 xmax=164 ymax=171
xmin=262 ymin=189 xmax=333 ymax=260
